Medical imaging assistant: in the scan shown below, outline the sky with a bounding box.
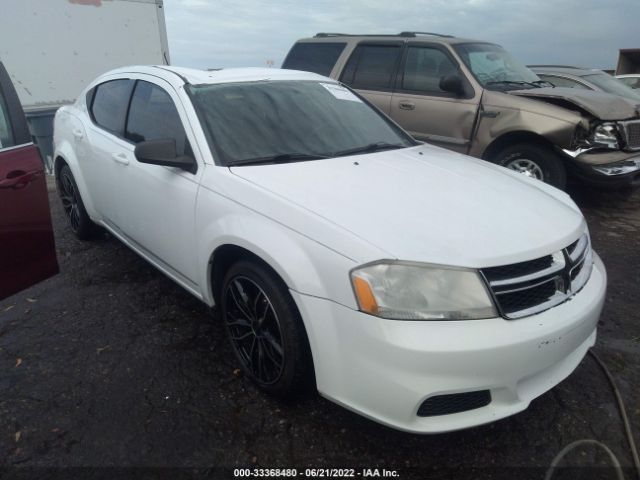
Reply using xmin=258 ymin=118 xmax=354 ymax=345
xmin=162 ymin=0 xmax=640 ymax=71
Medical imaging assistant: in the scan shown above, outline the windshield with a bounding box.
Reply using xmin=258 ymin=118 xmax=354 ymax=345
xmin=188 ymin=80 xmax=414 ymax=165
xmin=454 ymin=43 xmax=542 ymax=90
xmin=584 ymin=73 xmax=640 ymax=102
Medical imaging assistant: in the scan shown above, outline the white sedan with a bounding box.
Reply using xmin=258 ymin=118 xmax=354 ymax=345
xmin=53 ymin=66 xmax=606 ymax=433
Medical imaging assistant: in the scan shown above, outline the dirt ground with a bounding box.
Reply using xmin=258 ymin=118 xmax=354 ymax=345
xmin=0 ymin=180 xmax=639 ymax=480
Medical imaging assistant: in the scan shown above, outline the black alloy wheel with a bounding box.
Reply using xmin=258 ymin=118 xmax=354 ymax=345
xmin=224 ymin=275 xmax=285 ymax=385
xmin=58 ymin=164 xmax=97 ymax=240
xmin=221 ymin=260 xmax=313 ymax=397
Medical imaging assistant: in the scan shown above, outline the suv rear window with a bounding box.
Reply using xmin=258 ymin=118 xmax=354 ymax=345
xmin=282 ymin=43 xmax=346 ymax=76
xmin=341 ymin=44 xmax=402 ymax=91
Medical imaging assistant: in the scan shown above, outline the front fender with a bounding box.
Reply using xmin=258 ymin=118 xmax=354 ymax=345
xmin=195 ymin=189 xmax=358 ymax=310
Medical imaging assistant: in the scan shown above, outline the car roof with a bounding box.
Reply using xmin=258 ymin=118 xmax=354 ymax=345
xmin=98 ymin=65 xmax=332 ymax=87
xmin=528 ymin=65 xmax=606 ymax=77
xmin=296 ymin=32 xmax=491 ymax=46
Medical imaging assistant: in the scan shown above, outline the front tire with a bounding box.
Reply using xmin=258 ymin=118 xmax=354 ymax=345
xmin=221 ymin=259 xmax=313 ymax=397
xmin=491 ymin=143 xmax=567 ymax=190
xmin=58 ymin=164 xmax=97 ymax=240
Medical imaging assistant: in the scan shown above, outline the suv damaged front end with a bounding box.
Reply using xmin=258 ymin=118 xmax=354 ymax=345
xmin=512 ymin=88 xmax=640 ymax=187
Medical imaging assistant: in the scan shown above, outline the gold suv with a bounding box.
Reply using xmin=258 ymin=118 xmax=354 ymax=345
xmin=284 ymin=32 xmax=640 ymax=190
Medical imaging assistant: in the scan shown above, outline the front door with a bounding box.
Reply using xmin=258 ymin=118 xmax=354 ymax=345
xmin=0 ymin=62 xmax=58 ymax=300
xmin=390 ymin=44 xmax=480 ymax=154
xmin=113 ymin=77 xmax=201 ymax=289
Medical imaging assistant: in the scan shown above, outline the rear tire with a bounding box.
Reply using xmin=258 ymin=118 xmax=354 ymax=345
xmin=58 ymin=164 xmax=98 ymax=240
xmin=491 ymin=143 xmax=567 ymax=190
xmin=221 ymin=259 xmax=313 ymax=398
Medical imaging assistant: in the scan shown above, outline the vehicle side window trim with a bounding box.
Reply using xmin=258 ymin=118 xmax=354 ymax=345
xmin=339 ymin=41 xmax=405 ymax=93
xmin=0 ymin=62 xmax=31 ymax=146
xmin=395 ymin=43 xmax=475 ymax=99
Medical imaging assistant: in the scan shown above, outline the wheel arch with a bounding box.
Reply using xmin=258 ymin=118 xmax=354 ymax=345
xmin=198 ymin=219 xmax=349 ymax=309
xmin=481 ymin=131 xmax=559 ymax=162
xmin=53 ymin=144 xmax=98 ymax=218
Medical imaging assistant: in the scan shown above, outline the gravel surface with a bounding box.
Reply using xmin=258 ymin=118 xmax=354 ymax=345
xmin=0 ymin=180 xmax=638 ymax=480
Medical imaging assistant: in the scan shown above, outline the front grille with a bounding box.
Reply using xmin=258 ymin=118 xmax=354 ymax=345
xmin=621 ymin=120 xmax=640 ymax=150
xmin=417 ymin=390 xmax=491 ymax=417
xmin=481 ymin=235 xmax=593 ymax=319
xmin=483 ymin=256 xmax=553 ymax=282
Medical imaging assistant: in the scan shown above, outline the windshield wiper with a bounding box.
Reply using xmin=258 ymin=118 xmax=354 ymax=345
xmin=486 ymin=80 xmax=541 ymax=89
xmin=331 ymin=142 xmax=406 ymax=158
xmin=533 ymin=80 xmax=554 ymax=88
xmin=228 ymin=152 xmax=329 ymax=166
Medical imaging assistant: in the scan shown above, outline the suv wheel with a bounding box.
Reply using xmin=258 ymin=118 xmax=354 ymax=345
xmin=492 ymin=143 xmax=567 ymax=190
xmin=221 ymin=259 xmax=313 ymax=397
xmin=58 ymin=164 xmax=98 ymax=240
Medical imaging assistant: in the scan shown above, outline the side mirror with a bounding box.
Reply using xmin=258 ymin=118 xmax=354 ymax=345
xmin=439 ymin=74 xmax=465 ymax=96
xmin=134 ymin=139 xmax=196 ymax=174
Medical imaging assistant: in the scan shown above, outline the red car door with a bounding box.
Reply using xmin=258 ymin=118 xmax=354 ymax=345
xmin=0 ymin=62 xmax=59 ymax=300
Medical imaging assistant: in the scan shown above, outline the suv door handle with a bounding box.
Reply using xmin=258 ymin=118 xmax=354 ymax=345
xmin=112 ymin=153 xmax=130 ymax=166
xmin=0 ymin=170 xmax=40 ymax=189
xmin=399 ymin=101 xmax=415 ymax=111
xmin=72 ymin=128 xmax=84 ymax=139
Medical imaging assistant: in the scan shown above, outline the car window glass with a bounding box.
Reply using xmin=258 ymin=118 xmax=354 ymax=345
xmin=619 ymin=77 xmax=640 ymax=89
xmin=538 ymin=75 xmax=589 ymax=89
xmin=189 ymin=80 xmax=413 ymax=165
xmin=0 ymin=90 xmax=15 ymax=149
xmin=91 ymin=79 xmax=134 ymax=135
xmin=282 ymin=43 xmax=346 ymax=76
xmin=402 ymin=47 xmax=458 ymax=93
xmin=342 ymin=44 xmax=401 ymax=90
xmin=126 ymin=80 xmax=188 ymax=156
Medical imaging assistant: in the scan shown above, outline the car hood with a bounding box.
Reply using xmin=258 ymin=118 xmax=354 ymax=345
xmin=509 ymin=87 xmax=640 ymax=120
xmin=229 ymin=145 xmax=585 ymax=268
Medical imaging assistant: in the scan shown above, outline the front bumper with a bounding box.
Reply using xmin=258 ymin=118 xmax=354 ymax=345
xmin=292 ymin=253 xmax=606 ymax=433
xmin=564 ymin=149 xmax=640 ymax=187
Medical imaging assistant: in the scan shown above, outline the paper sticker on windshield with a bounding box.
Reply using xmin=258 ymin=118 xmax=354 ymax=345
xmin=320 ymin=83 xmax=362 ymax=102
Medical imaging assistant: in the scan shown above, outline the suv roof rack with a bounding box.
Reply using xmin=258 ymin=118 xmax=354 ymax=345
xmin=527 ymin=65 xmax=585 ymax=70
xmin=314 ymin=32 xmax=454 ymax=38
xmin=399 ymin=31 xmax=455 ymax=38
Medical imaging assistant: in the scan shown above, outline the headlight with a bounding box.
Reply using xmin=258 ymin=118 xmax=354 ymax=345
xmin=350 ymin=261 xmax=497 ymax=320
xmin=590 ymin=123 xmax=619 ymax=149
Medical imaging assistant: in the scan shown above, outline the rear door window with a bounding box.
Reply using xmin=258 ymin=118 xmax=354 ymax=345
xmin=125 ymin=80 xmax=189 ymax=156
xmin=282 ymin=43 xmax=346 ymax=76
xmin=341 ymin=44 xmax=403 ymax=91
xmin=90 ymin=79 xmax=135 ymax=136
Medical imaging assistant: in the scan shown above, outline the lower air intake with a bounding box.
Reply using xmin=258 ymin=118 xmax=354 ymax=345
xmin=417 ymin=390 xmax=492 ymax=417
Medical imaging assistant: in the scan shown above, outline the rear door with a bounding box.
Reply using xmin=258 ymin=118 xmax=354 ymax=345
xmin=339 ymin=42 xmax=403 ymax=114
xmin=390 ymin=44 xmax=480 ymax=153
xmin=82 ymin=78 xmax=136 ymax=226
xmin=0 ymin=62 xmax=58 ymax=300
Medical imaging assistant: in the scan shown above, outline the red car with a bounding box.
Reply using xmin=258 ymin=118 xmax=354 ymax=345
xmin=0 ymin=61 xmax=58 ymax=300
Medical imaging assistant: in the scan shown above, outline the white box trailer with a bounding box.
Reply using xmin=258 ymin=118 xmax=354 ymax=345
xmin=0 ymin=0 xmax=170 ymax=170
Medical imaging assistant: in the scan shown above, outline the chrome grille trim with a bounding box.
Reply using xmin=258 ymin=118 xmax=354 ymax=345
xmin=488 ymin=251 xmax=565 ymax=288
xmin=481 ymin=235 xmax=592 ymax=319
xmin=621 ymin=120 xmax=640 ymax=151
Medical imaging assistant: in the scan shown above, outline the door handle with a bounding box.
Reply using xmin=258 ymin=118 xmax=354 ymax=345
xmin=0 ymin=170 xmax=40 ymax=189
xmin=112 ymin=153 xmax=130 ymax=165
xmin=399 ymin=101 xmax=415 ymax=111
xmin=72 ymin=128 xmax=84 ymax=139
